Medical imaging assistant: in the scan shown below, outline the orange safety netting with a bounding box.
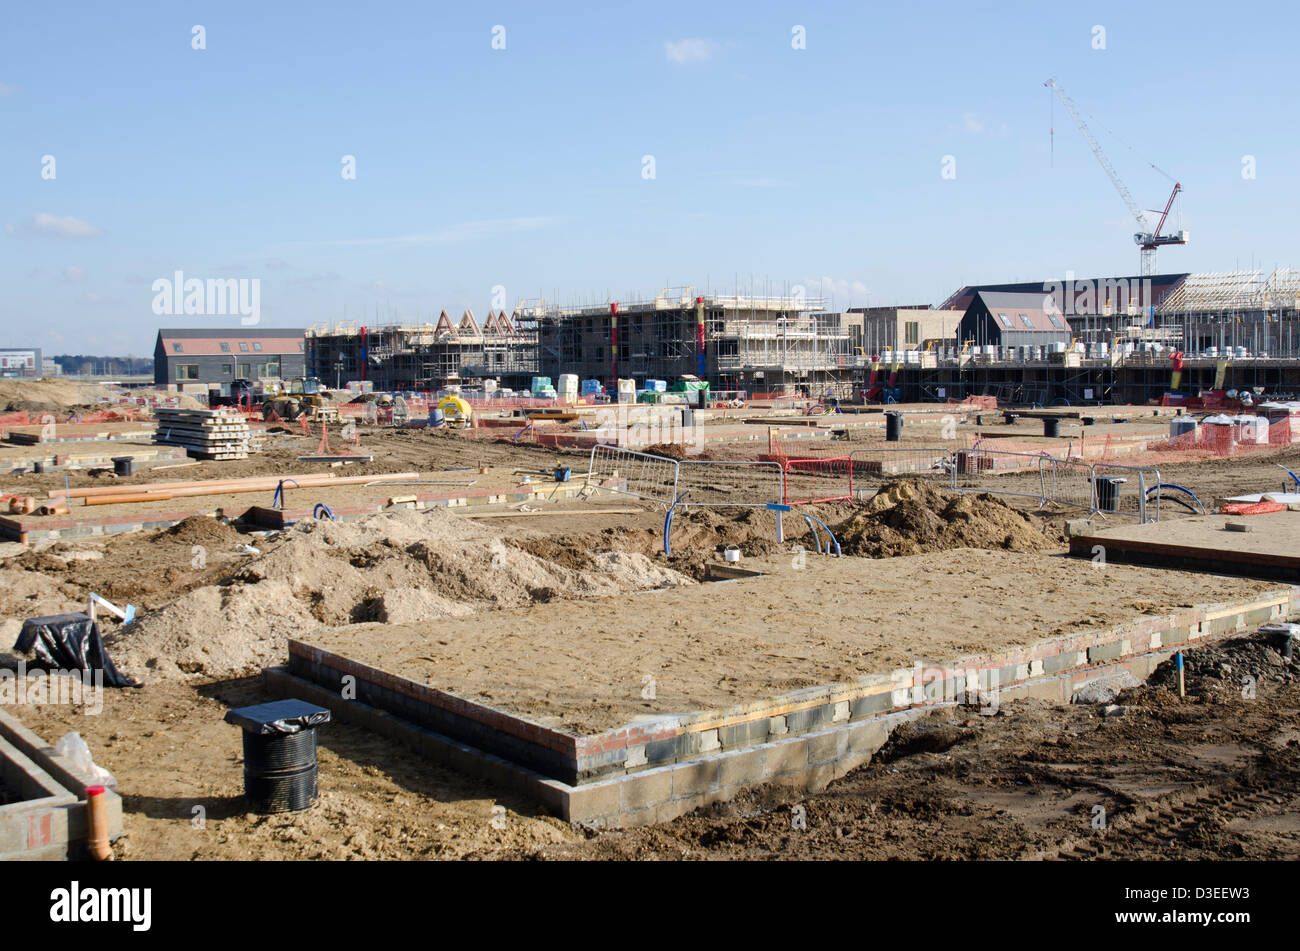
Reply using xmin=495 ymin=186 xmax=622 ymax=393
xmin=1220 ymin=500 xmax=1287 ymax=515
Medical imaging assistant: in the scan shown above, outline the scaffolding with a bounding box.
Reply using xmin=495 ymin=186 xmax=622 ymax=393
xmin=305 ymin=310 xmax=539 ymax=391
xmin=531 ymin=287 xmax=848 ymax=393
xmin=1155 ymin=268 xmax=1300 ymax=358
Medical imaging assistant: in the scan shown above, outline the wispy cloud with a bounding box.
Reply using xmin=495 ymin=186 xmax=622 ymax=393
xmin=0 ymin=83 xmax=14 ymax=97
xmin=62 ymin=265 xmax=86 ymax=283
xmin=961 ymin=112 xmax=984 ymax=134
xmin=21 ymin=213 xmax=106 ymax=239
xmin=664 ymin=38 xmax=716 ymax=65
xmin=805 ymin=276 xmax=871 ymax=306
xmin=313 ymin=216 xmax=554 ymax=248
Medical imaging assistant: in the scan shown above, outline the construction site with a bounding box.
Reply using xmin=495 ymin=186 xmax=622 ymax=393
xmin=1 ymin=371 xmax=1298 ymax=864
xmin=3 ymin=10 xmax=1297 ymax=898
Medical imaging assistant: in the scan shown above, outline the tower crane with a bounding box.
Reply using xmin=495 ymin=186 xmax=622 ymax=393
xmin=1045 ymin=78 xmax=1188 ymax=276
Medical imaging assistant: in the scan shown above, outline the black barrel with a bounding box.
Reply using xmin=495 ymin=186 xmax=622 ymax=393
xmin=242 ymin=763 xmax=318 ymax=814
xmin=111 ymin=456 xmax=136 ymax=477
xmin=243 ymin=728 xmax=317 ymax=773
xmin=1043 ymin=417 xmax=1061 ymax=438
xmin=885 ymin=411 xmax=903 ymax=442
xmin=1004 ymin=413 xmax=1018 ymax=424
xmin=225 ymin=699 xmax=330 ymax=815
xmin=1092 ymin=476 xmax=1125 ymax=512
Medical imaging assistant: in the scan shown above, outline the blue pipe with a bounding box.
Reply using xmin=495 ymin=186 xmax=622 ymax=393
xmin=663 ymin=492 xmax=688 ymax=556
xmin=272 ymin=478 xmax=300 ymax=510
xmin=802 ymin=513 xmax=841 ymax=556
xmin=313 ymin=502 xmax=336 ymax=520
xmin=1277 ymin=464 xmax=1300 ymax=489
xmin=1145 ymin=482 xmax=1205 ymax=514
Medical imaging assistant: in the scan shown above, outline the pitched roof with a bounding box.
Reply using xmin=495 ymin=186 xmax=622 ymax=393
xmin=156 ymin=328 xmax=305 ymax=356
xmin=972 ymin=291 xmax=1069 ymax=332
xmin=942 ymin=274 xmax=1189 ymax=313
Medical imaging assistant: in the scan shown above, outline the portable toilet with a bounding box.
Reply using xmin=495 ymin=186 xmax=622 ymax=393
xmin=617 ymin=378 xmax=637 ymax=404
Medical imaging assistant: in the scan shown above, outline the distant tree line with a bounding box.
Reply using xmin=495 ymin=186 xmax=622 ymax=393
xmin=51 ymin=355 xmax=154 ymax=377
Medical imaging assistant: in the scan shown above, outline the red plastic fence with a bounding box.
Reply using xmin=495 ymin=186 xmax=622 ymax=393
xmin=782 ymin=456 xmax=854 ymax=504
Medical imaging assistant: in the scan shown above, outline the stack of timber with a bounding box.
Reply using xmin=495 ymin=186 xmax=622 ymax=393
xmin=153 ymin=407 xmax=251 ymax=460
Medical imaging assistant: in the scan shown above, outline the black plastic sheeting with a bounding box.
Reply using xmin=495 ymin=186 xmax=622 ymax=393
xmin=224 ymin=699 xmax=332 ymax=735
xmin=14 ymin=613 xmax=141 ymax=688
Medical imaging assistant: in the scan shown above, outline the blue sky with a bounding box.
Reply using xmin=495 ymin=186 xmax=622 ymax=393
xmin=2 ymin=1 xmax=1297 ymax=354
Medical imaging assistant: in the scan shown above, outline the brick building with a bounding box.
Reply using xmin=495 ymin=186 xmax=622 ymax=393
xmin=153 ymin=328 xmax=306 ymax=389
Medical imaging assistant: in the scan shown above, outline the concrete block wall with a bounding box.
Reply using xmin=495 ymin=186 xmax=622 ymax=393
xmin=278 ymin=588 xmax=1297 ymax=828
xmin=0 ymin=708 xmax=123 ymax=860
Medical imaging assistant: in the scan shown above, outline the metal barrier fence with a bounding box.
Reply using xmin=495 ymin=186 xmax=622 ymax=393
xmin=1044 ymin=457 xmax=1096 ymax=514
xmin=783 ymin=456 xmax=854 ymax=504
xmin=848 ymin=448 xmax=954 ymax=496
xmin=587 ymin=443 xmax=1163 ymax=521
xmin=587 ymin=445 xmax=679 ymax=506
xmin=950 ymin=448 xmax=1050 ymax=505
xmin=949 ymin=447 xmax=1161 ymax=523
xmin=1091 ymin=462 xmax=1160 ymax=522
xmin=675 ymin=459 xmax=784 ymax=508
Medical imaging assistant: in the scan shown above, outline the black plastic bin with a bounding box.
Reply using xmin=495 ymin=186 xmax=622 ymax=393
xmin=1092 ymin=476 xmax=1126 ymax=512
xmin=885 ymin=411 xmax=903 ymax=442
xmin=225 ymin=699 xmax=331 ymax=814
xmin=1043 ymin=417 xmax=1061 ymax=438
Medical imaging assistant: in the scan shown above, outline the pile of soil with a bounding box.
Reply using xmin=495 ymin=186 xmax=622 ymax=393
xmin=1145 ymin=631 xmax=1298 ymax=698
xmin=105 ymin=508 xmax=693 ymax=682
xmin=509 ymin=504 xmax=832 ymax=580
xmin=835 ymin=480 xmax=1062 ymax=557
xmin=0 ymin=380 xmax=203 ymax=414
xmin=9 ymin=516 xmax=248 ymax=611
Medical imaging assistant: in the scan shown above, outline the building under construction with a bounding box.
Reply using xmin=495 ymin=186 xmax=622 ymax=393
xmin=304 ymin=311 xmax=539 ymax=391
xmin=875 ymin=268 xmax=1300 ymax=405
xmin=532 ymin=288 xmax=851 ymax=395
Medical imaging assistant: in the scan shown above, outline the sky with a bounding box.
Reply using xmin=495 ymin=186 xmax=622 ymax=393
xmin=2 ymin=1 xmax=1297 ymax=355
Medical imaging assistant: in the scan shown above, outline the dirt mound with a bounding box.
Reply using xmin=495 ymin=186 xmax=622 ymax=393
xmin=0 ymin=380 xmax=204 ymax=414
xmin=1145 ymin=631 xmax=1298 ymax=698
xmin=509 ymin=505 xmax=818 ymax=580
xmin=835 ymin=480 xmax=1060 ymax=557
xmin=106 ymin=508 xmax=694 ymax=682
xmin=9 ymin=516 xmax=250 ymax=611
xmin=162 ymin=515 xmax=247 ymax=548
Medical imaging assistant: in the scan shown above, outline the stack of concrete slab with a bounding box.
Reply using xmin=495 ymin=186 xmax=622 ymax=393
xmin=153 ymin=407 xmax=251 ymax=460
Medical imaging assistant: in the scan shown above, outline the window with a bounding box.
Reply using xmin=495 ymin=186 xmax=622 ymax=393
xmin=904 ymin=321 xmax=920 ymax=345
xmin=1047 ymin=313 xmax=1066 ymax=330
xmin=264 ymin=360 xmax=280 ymax=378
xmin=996 ymin=313 xmax=1012 ymax=329
xmin=252 ymin=342 xmax=263 ymax=352
xmin=175 ymin=364 xmax=199 ymax=381
xmin=221 ymin=364 xmax=233 ymax=376
xmin=220 ymin=342 xmax=231 ymax=352
xmin=239 ymin=342 xmax=249 ymax=352
xmin=298 ymin=342 xmax=305 ymax=351
xmin=239 ymin=363 xmax=251 ymax=377
xmin=172 ymin=342 xmax=183 ymax=353
xmin=1019 ymin=314 xmax=1034 ymax=329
